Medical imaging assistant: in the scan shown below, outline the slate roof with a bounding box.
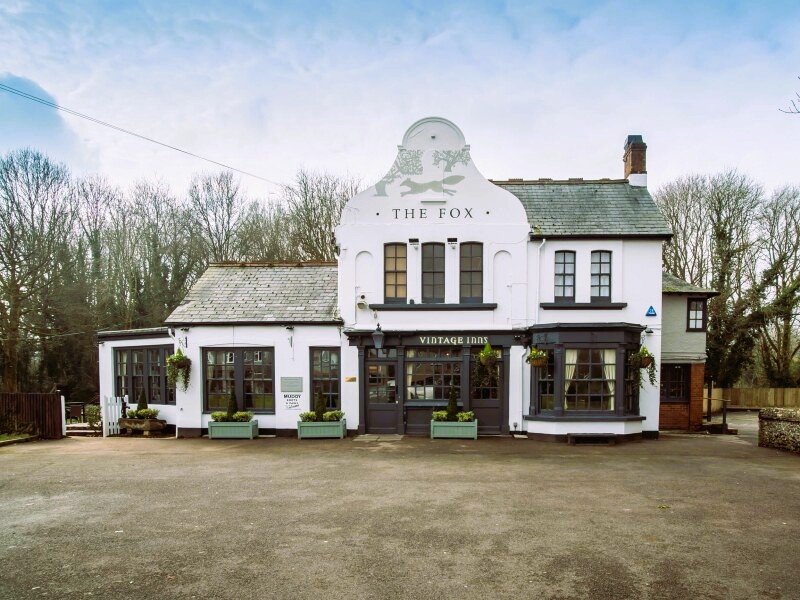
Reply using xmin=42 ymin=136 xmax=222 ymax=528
xmin=492 ymin=179 xmax=672 ymax=239
xmin=165 ymin=263 xmax=341 ymax=325
xmin=662 ymin=272 xmax=719 ymax=296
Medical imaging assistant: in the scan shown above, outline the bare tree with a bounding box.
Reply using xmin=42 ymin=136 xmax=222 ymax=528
xmin=655 ymin=171 xmax=764 ymax=387
xmin=0 ymin=149 xmax=76 ymax=392
xmin=282 ymin=170 xmax=360 ymax=261
xmin=189 ymin=171 xmax=244 ymax=262
xmin=238 ymin=199 xmax=297 ymax=261
xmin=780 ymin=76 xmax=800 ymax=114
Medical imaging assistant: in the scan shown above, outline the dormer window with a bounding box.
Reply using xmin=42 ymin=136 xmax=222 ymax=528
xmin=590 ymin=251 xmax=612 ymax=301
xmin=554 ymin=251 xmax=575 ymax=302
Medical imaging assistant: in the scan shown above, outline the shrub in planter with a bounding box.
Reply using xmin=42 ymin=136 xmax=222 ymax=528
xmin=166 ymin=348 xmax=192 ymax=392
xmin=210 ymin=410 xmax=254 ymax=423
xmin=446 ymin=386 xmax=459 ymax=421
xmin=136 ymin=390 xmax=148 ymax=413
xmin=208 ymin=393 xmax=257 ymax=439
xmin=323 ymin=410 xmax=345 ymax=422
xmin=297 ymin=399 xmax=346 ymax=439
xmin=314 ymin=390 xmax=327 ymax=422
xmin=430 ymin=398 xmax=477 ymax=439
xmin=133 ymin=408 xmax=160 ymax=420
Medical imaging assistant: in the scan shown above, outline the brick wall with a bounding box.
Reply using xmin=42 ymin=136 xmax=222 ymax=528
xmin=659 ymin=362 xmax=705 ymax=430
xmin=689 ymin=363 xmax=705 ymax=430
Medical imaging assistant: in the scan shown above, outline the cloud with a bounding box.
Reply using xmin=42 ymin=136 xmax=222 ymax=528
xmin=0 ymin=1 xmax=798 ymax=198
xmin=0 ymin=73 xmax=86 ymax=169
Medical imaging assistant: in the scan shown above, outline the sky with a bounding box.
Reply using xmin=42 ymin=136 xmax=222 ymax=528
xmin=1 ymin=0 xmax=799 ymax=200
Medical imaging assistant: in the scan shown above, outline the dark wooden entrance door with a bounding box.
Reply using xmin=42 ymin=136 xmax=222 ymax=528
xmin=469 ymin=352 xmax=504 ymax=435
xmin=365 ymin=363 xmax=399 ymax=433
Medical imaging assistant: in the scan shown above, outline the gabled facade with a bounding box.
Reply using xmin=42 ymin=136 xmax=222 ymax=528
xmin=98 ymin=117 xmax=690 ymax=441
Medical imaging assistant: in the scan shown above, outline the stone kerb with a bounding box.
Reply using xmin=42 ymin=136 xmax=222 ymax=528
xmin=758 ymin=407 xmax=800 ymax=453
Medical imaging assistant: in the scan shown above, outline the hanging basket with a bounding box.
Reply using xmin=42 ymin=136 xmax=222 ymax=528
xmin=479 ymin=354 xmax=497 ymax=367
xmin=630 ymin=355 xmax=653 ymax=369
xmin=528 ymin=357 xmax=547 ymax=368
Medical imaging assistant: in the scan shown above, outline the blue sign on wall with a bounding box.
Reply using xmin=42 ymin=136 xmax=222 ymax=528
xmin=646 ymin=306 xmax=657 ymax=317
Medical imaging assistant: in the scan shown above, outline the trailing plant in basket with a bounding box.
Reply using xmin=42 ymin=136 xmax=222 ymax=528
xmin=526 ymin=347 xmax=548 ymax=367
xmin=478 ymin=342 xmax=497 ymax=366
xmin=630 ymin=346 xmax=657 ymax=388
xmin=166 ymin=348 xmax=192 ymax=392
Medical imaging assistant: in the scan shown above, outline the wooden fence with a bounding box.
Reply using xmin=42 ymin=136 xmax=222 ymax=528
xmin=0 ymin=393 xmax=64 ymax=439
xmin=711 ymin=388 xmax=800 ymax=409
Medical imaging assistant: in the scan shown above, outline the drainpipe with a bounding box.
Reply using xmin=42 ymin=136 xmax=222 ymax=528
xmin=520 ymin=238 xmax=546 ymax=436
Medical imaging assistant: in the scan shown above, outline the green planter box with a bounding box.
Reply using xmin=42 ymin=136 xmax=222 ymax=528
xmin=208 ymin=420 xmax=259 ymax=440
xmin=297 ymin=419 xmax=347 ymax=439
xmin=430 ymin=420 xmax=478 ymax=439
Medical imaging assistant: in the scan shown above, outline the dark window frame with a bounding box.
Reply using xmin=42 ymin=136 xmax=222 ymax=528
xmin=421 ymin=242 xmax=446 ymax=304
xmin=114 ymin=345 xmax=175 ymax=405
xmin=660 ymin=364 xmax=690 ymax=403
xmin=203 ymin=347 xmax=275 ymax=413
xmin=687 ymin=298 xmax=707 ymax=332
xmin=554 ymin=250 xmax=576 ymax=302
xmin=590 ymin=250 xmax=612 ymax=301
xmin=405 ymin=346 xmax=462 ymax=403
xmin=531 ymin=343 xmax=639 ymax=417
xmin=384 ymin=243 xmax=408 ymax=304
xmin=310 ymin=347 xmax=341 ymax=411
xmin=459 ymin=242 xmax=483 ymax=303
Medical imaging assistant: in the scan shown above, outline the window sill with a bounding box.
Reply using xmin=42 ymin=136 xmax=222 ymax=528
xmin=370 ymin=303 xmax=498 ymax=311
xmin=659 ymin=399 xmax=689 ymax=404
xmin=523 ymin=414 xmax=645 ymax=422
xmin=540 ymin=302 xmax=628 ymax=310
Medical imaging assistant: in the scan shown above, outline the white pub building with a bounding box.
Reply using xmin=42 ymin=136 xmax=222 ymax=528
xmin=99 ymin=117 xmax=713 ymax=441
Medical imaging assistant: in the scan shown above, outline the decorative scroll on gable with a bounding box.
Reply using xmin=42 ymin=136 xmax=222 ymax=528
xmin=339 ymin=116 xmax=527 ymax=226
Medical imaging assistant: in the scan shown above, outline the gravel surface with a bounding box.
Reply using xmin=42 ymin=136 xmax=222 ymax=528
xmin=1 ymin=413 xmax=798 ymax=600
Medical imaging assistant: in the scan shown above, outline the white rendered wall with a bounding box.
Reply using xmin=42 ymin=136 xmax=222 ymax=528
xmin=174 ymin=324 xmax=345 ymax=433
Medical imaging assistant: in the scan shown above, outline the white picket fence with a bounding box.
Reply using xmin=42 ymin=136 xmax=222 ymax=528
xmin=102 ymin=395 xmax=126 ymax=437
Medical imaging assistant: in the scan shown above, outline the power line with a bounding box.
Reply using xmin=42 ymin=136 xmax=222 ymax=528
xmin=0 ymin=82 xmax=282 ymax=186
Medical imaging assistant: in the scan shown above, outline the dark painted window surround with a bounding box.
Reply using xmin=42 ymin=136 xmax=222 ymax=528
xmin=525 ymin=325 xmax=644 ymax=422
xmin=203 ymin=347 xmax=275 ymax=414
xmin=114 ymin=345 xmax=175 ymax=405
xmin=310 ymin=347 xmax=341 ymax=410
xmin=687 ymin=298 xmax=707 ymax=331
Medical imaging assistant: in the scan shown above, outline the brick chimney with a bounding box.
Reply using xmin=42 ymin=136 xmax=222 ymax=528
xmin=623 ymin=134 xmax=647 ymax=187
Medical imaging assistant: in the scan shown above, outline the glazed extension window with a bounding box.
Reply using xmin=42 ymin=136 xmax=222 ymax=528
xmin=384 ymin=243 xmax=407 ymax=303
xmin=459 ymin=242 xmax=483 ymax=303
xmin=114 ymin=346 xmax=175 ymax=405
xmin=422 ymin=243 xmax=445 ymax=303
xmin=554 ymin=251 xmax=575 ymax=302
xmin=204 ymin=348 xmax=274 ymax=413
xmin=687 ymin=298 xmax=707 ymax=331
xmin=590 ymin=251 xmax=612 ymax=300
xmin=661 ymin=364 xmax=689 ymax=403
xmin=311 ymin=348 xmax=341 ymax=410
